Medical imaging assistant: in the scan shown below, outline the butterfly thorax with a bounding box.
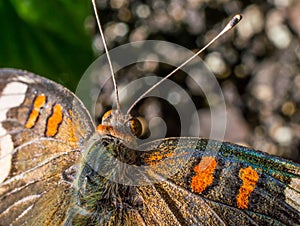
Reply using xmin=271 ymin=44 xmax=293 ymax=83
xmin=65 ymin=111 xmax=146 ymax=225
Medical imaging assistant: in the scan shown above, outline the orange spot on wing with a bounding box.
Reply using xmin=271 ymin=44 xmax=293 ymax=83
xmin=191 ymin=156 xmax=217 ymax=194
xmin=46 ymin=104 xmax=63 ymax=137
xmin=236 ymin=166 xmax=259 ymax=209
xmin=25 ymin=94 xmax=46 ymax=129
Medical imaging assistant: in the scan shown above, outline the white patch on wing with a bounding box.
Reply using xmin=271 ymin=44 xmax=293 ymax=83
xmin=285 ymin=177 xmax=300 ymax=211
xmin=0 ymin=82 xmax=28 ymax=120
xmin=0 ymin=124 xmax=13 ymax=183
xmin=0 ymin=82 xmax=27 ymax=183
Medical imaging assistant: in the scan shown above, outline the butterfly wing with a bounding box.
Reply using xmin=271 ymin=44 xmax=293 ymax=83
xmin=138 ymin=137 xmax=300 ymax=225
xmin=0 ymin=69 xmax=95 ymax=225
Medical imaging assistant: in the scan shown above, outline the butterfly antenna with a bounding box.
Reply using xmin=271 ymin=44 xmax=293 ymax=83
xmin=127 ymin=14 xmax=242 ymax=115
xmin=92 ymin=0 xmax=121 ymax=112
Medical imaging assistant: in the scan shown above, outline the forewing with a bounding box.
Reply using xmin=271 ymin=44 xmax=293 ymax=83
xmin=0 ymin=69 xmax=95 ymax=225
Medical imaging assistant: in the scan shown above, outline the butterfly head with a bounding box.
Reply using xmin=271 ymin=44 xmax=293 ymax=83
xmin=96 ymin=110 xmax=143 ymax=144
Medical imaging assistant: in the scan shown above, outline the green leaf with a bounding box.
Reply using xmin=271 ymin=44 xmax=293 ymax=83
xmin=0 ymin=0 xmax=94 ymax=90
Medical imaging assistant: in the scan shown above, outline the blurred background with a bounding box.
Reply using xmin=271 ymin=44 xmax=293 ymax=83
xmin=1 ymin=0 xmax=299 ymax=162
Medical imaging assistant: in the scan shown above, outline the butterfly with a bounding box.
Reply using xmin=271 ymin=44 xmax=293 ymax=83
xmin=0 ymin=3 xmax=300 ymax=226
xmin=0 ymin=68 xmax=299 ymax=225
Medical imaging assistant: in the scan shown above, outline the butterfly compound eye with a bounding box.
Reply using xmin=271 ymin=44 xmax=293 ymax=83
xmin=102 ymin=110 xmax=113 ymax=123
xmin=128 ymin=118 xmax=143 ymax=138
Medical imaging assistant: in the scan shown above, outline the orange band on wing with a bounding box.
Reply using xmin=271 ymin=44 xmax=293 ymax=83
xmin=46 ymin=104 xmax=63 ymax=137
xmin=191 ymin=156 xmax=217 ymax=194
xmin=25 ymin=94 xmax=46 ymax=129
xmin=236 ymin=166 xmax=259 ymax=209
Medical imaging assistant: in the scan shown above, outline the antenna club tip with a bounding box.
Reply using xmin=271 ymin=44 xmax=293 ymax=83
xmin=230 ymin=14 xmax=242 ymax=27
